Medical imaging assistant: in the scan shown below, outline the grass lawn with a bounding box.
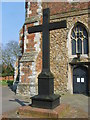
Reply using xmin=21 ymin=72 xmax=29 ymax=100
xmin=0 ymin=80 xmax=13 ymax=86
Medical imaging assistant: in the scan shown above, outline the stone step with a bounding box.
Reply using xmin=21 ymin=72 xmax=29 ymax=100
xmin=18 ymin=104 xmax=70 ymax=118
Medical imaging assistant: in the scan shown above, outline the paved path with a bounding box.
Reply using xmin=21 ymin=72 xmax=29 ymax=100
xmin=1 ymin=86 xmax=89 ymax=115
xmin=2 ymin=86 xmax=21 ymax=113
xmin=61 ymin=93 xmax=89 ymax=113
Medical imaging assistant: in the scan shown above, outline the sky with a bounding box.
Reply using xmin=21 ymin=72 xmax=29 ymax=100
xmin=2 ymin=2 xmax=25 ymax=47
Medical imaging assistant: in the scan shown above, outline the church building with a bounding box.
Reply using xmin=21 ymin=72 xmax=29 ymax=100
xmin=14 ymin=1 xmax=90 ymax=96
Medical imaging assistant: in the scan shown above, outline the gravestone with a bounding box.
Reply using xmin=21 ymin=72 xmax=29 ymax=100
xmin=28 ymin=8 xmax=67 ymax=109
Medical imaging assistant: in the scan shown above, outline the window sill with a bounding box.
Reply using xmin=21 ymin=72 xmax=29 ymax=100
xmin=69 ymin=54 xmax=88 ymax=59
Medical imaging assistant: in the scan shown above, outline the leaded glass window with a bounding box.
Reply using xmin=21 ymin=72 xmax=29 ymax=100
xmin=72 ymin=39 xmax=76 ymax=55
xmin=71 ymin=23 xmax=88 ymax=55
xmin=77 ymin=38 xmax=82 ymax=54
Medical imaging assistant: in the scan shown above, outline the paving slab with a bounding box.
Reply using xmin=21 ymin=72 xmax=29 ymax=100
xmin=61 ymin=93 xmax=89 ymax=113
xmin=2 ymin=86 xmax=21 ymax=113
xmin=1 ymin=86 xmax=89 ymax=119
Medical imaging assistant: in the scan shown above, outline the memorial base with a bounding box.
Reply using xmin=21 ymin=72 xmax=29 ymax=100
xmin=18 ymin=104 xmax=70 ymax=118
xmin=31 ymin=94 xmax=60 ymax=109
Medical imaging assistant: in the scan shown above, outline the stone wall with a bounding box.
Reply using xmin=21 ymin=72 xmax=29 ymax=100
xmin=35 ymin=9 xmax=89 ymax=94
xmin=15 ymin=2 xmax=90 ymax=96
xmin=50 ymin=28 xmax=68 ymax=94
xmin=50 ymin=11 xmax=89 ymax=94
xmin=15 ymin=1 xmax=43 ymax=96
xmin=66 ymin=13 xmax=89 ymax=93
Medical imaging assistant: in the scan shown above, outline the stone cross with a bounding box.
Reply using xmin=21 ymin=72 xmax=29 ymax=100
xmin=28 ymin=8 xmax=67 ymax=109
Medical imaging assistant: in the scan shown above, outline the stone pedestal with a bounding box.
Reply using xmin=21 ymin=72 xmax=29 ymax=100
xmin=31 ymin=94 xmax=60 ymax=109
xmin=31 ymin=71 xmax=60 ymax=109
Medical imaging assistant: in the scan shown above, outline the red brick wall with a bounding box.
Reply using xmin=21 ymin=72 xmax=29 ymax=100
xmin=25 ymin=2 xmax=38 ymax=18
xmin=36 ymin=51 xmax=42 ymax=73
xmin=42 ymin=2 xmax=89 ymax=15
xmin=26 ymin=33 xmax=35 ymax=52
xmin=20 ymin=62 xmax=32 ymax=83
xmin=19 ymin=26 xmax=24 ymax=54
xmin=25 ymin=2 xmax=89 ymax=18
xmin=0 ymin=76 xmax=14 ymax=81
xmin=30 ymin=2 xmax=38 ymax=17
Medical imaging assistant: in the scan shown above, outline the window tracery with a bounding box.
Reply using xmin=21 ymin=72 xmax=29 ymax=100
xmin=71 ymin=23 xmax=88 ymax=55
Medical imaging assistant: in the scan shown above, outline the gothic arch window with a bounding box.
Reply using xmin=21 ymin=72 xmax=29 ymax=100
xmin=71 ymin=23 xmax=88 ymax=55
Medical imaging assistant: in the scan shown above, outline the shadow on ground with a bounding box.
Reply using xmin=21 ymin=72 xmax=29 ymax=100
xmin=9 ymin=99 xmax=26 ymax=106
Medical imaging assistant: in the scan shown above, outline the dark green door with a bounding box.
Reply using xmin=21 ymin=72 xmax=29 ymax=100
xmin=73 ymin=66 xmax=88 ymax=94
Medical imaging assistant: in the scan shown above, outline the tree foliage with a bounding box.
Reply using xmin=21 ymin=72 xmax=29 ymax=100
xmin=1 ymin=41 xmax=21 ymax=76
xmin=2 ymin=41 xmax=20 ymax=66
